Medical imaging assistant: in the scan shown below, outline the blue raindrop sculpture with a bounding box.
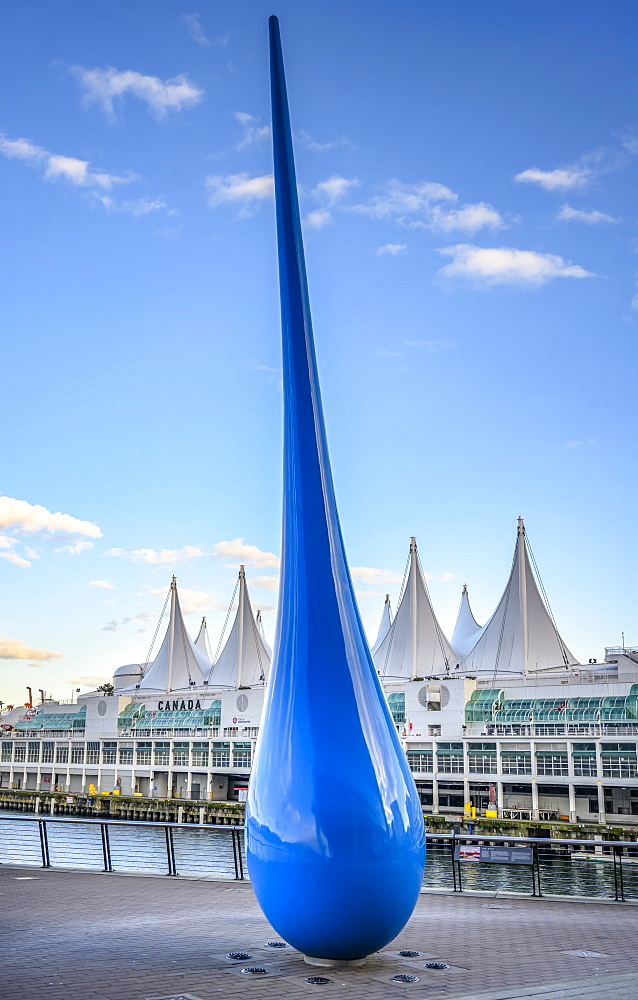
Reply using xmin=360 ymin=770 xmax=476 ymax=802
xmin=245 ymin=16 xmax=425 ymax=964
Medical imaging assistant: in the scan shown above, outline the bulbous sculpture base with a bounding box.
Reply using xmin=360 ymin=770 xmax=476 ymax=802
xmin=304 ymin=955 xmax=368 ymax=968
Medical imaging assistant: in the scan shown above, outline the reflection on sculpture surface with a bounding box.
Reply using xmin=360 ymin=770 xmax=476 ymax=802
xmin=245 ymin=17 xmax=425 ymax=963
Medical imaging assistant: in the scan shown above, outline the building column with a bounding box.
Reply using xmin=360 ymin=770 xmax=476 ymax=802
xmin=497 ymin=780 xmax=504 ymax=817
xmin=597 ymin=782 xmax=606 ymax=825
xmin=463 ymin=778 xmax=470 ymax=814
xmin=431 ymin=777 xmax=439 ymax=815
xmin=531 ymin=780 xmax=539 ymax=820
xmin=568 ymin=783 xmax=576 ymax=823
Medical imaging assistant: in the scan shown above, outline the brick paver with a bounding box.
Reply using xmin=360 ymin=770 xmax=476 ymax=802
xmin=2 ymin=865 xmax=638 ymax=1000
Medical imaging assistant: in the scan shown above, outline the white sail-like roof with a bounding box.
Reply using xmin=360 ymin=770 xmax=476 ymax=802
xmin=451 ymin=584 xmax=484 ymax=660
xmin=462 ymin=518 xmax=578 ymax=676
xmin=208 ymin=566 xmax=271 ymax=688
xmin=255 ymin=609 xmax=273 ymax=658
xmin=371 ymin=593 xmax=393 ymax=655
xmin=128 ymin=578 xmax=212 ymax=692
xmin=373 ymin=538 xmax=459 ymax=680
xmin=194 ymin=617 xmax=211 ymax=658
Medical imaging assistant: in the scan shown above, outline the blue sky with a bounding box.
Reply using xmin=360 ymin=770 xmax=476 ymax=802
xmin=1 ymin=1 xmax=637 ymax=706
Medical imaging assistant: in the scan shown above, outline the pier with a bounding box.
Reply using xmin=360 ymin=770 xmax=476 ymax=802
xmin=2 ymin=860 xmax=638 ymax=1000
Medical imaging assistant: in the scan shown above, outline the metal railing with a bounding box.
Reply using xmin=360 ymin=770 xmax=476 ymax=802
xmin=2 ymin=814 xmax=638 ymax=901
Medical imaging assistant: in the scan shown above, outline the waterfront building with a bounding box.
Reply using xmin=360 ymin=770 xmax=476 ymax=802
xmin=2 ymin=521 xmax=637 ymax=827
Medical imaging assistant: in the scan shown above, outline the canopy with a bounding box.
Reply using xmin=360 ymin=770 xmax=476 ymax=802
xmin=462 ymin=518 xmax=578 ymax=675
xmin=451 ymin=584 xmax=484 ymax=659
xmin=208 ymin=565 xmax=271 ymax=688
xmin=371 ymin=594 xmax=393 ymax=655
xmin=373 ymin=538 xmax=459 ymax=680
xmin=127 ymin=578 xmax=212 ymax=692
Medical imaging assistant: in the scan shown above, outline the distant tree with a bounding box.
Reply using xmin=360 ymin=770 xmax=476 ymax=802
xmin=97 ymin=683 xmax=115 ymax=696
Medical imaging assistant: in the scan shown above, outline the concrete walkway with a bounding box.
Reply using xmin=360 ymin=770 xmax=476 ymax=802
xmin=2 ymin=865 xmax=638 ymax=1000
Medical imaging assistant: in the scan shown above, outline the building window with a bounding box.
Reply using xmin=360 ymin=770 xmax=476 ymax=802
xmin=536 ymin=754 xmax=568 ymax=776
xmin=211 ymin=742 xmax=230 ymax=768
xmin=102 ymin=742 xmax=117 ymax=765
xmin=469 ymin=753 xmax=497 ymax=774
xmin=14 ymin=745 xmax=26 ymax=762
xmin=406 ymin=751 xmax=433 ymax=773
xmin=136 ymin=743 xmax=152 ymax=765
xmin=118 ymin=747 xmax=133 ymax=765
xmin=28 ymin=743 xmax=41 ymax=763
xmin=191 ymin=742 xmax=209 ymax=767
xmin=1 ymin=742 xmax=12 ymax=762
xmin=71 ymin=745 xmax=84 ymax=764
xmin=172 ymin=743 xmax=189 ymax=767
xmin=437 ymin=744 xmax=464 ymax=773
xmin=42 ymin=742 xmax=54 ymax=763
xmin=86 ymin=742 xmax=100 ymax=765
xmin=426 ymin=685 xmax=442 ymax=711
xmin=428 ymin=725 xmax=441 ymax=737
xmin=55 ymin=746 xmax=69 ymax=764
xmin=573 ymin=757 xmax=597 ymax=776
xmin=602 ymin=758 xmax=637 ymax=778
xmin=501 ymin=753 xmax=532 ymax=775
xmin=438 ymin=754 xmax=464 ymax=773
xmin=232 ymin=743 xmax=252 ymax=768
xmin=153 ymin=742 xmax=170 ymax=766
xmin=387 ymin=693 xmax=406 ymax=726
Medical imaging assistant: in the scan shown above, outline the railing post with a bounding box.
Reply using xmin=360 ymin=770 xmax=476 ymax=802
xmin=237 ymin=829 xmax=244 ymax=880
xmin=100 ymin=823 xmax=112 ymax=872
xmin=614 ymin=846 xmax=625 ymax=902
xmin=38 ymin=819 xmax=50 ymax=868
xmin=165 ymin=825 xmax=177 ymax=876
xmin=231 ymin=828 xmax=240 ymax=879
xmin=532 ymin=844 xmax=542 ymax=897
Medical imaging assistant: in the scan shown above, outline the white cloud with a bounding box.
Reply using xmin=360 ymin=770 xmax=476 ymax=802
xmin=350 ymin=566 xmax=403 ymax=586
xmin=565 ymin=438 xmax=596 ymax=448
xmin=312 ymin=175 xmax=359 ymax=206
xmin=0 ymin=131 xmax=134 ymax=192
xmin=234 ymin=112 xmax=270 ymax=151
xmin=205 ymin=173 xmax=274 ymax=217
xmin=376 ymin=243 xmax=407 ymax=255
xmin=0 ymin=551 xmax=31 ymax=568
xmin=298 ymin=131 xmax=355 ymax=153
xmin=55 ymin=540 xmax=95 ymax=555
xmin=631 ymin=283 xmax=638 ymax=311
xmin=248 ymin=575 xmax=280 ymax=592
xmin=89 ymin=580 xmax=116 ymax=590
xmin=214 ymin=538 xmax=279 ymax=569
xmin=429 ymin=202 xmax=504 ymax=234
xmin=105 ymin=547 xmax=127 ymax=558
xmin=437 ymin=244 xmax=594 ymax=286
xmin=0 ymin=637 xmax=61 ymax=660
xmin=132 ymin=546 xmax=205 ymax=565
xmin=149 ymin=586 xmax=222 ymax=614
xmin=304 ymin=209 xmax=332 ymax=230
xmin=182 ymin=12 xmax=209 ymax=47
xmin=353 ymin=180 xmax=503 ymax=234
xmin=514 ymin=165 xmax=594 ymax=191
xmin=71 ymin=65 xmax=203 ymax=120
xmin=355 ymin=590 xmax=383 ymax=600
xmin=92 ymin=194 xmax=171 ymax=216
xmin=557 ymin=204 xmax=619 ymax=224
xmin=69 ymin=674 xmax=112 ymax=685
xmin=352 ymin=179 xmax=456 ymax=221
xmin=440 ymin=572 xmax=456 ymax=583
xmin=0 ymin=496 xmax=102 ymax=537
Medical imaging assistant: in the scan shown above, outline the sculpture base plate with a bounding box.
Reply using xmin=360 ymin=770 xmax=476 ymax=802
xmin=303 ymin=955 xmax=367 ymax=968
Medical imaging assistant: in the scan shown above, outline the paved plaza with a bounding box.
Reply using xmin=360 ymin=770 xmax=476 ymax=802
xmin=3 ymin=866 xmax=638 ymax=1000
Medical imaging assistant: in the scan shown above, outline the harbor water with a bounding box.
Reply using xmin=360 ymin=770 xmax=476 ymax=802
xmin=1 ymin=814 xmax=637 ymax=901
